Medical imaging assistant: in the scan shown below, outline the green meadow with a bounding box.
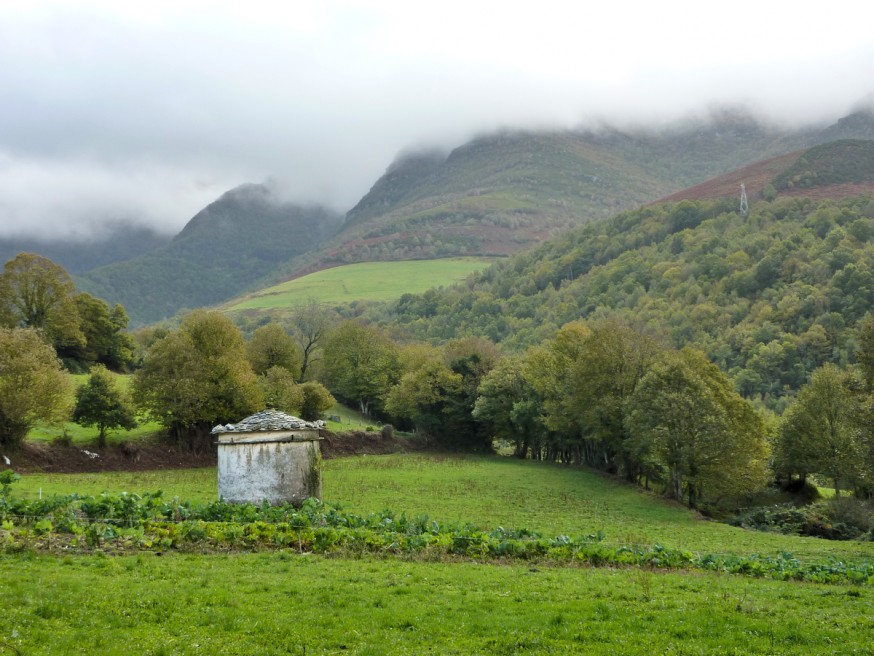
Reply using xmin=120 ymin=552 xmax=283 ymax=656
xmin=226 ymin=258 xmax=494 ymax=311
xmin=2 ymin=553 xmax=871 ymax=655
xmin=12 ymin=454 xmax=874 ymax=563
xmin=3 ymin=454 xmax=874 ymax=654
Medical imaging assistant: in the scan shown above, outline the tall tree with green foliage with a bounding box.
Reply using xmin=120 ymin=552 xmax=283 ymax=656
xmin=73 ymin=365 xmax=137 ymax=447
xmin=321 ymin=321 xmax=400 ymax=417
xmin=0 ymin=253 xmax=84 ymax=354
xmin=440 ymin=336 xmax=500 ymax=451
xmin=133 ymin=311 xmax=263 ymax=450
xmin=625 ymin=348 xmax=768 ymax=507
xmin=0 ymin=328 xmax=71 ymax=448
xmin=473 ymin=354 xmax=545 ymax=458
xmin=774 ymin=364 xmax=864 ymax=496
xmin=246 ymin=323 xmax=301 ymax=377
xmin=385 ymin=359 xmax=463 ymax=440
xmin=858 ymin=314 xmax=874 ymax=392
xmin=298 ymin=382 xmax=335 ymax=422
xmin=567 ymin=320 xmax=662 ymax=477
xmin=525 ymin=320 xmax=591 ymax=461
xmin=72 ymin=293 xmax=136 ymax=371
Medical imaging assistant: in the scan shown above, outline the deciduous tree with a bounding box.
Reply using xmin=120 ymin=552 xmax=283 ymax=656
xmin=321 ymin=321 xmax=400 ymax=417
xmin=625 ymin=348 xmax=768 ymax=507
xmin=133 ymin=311 xmax=263 ymax=450
xmin=246 ymin=323 xmax=301 ymax=377
xmin=775 ymin=364 xmax=864 ymax=496
xmin=0 ymin=253 xmax=84 ymax=353
xmin=73 ymin=365 xmax=137 ymax=447
xmin=0 ymin=328 xmax=71 ymax=448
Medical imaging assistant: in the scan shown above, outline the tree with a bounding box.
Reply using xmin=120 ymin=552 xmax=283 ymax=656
xmin=625 ymin=348 xmax=769 ymax=507
xmin=775 ymin=364 xmax=864 ymax=495
xmin=524 ymin=321 xmax=591 ymax=461
xmin=385 ymin=359 xmax=462 ymax=440
xmin=73 ymin=365 xmax=137 ymax=447
xmin=567 ymin=320 xmax=662 ymax=476
xmin=0 ymin=253 xmax=84 ymax=354
xmin=72 ymin=293 xmax=136 ymax=371
xmin=290 ymin=300 xmax=335 ymax=381
xmin=437 ymin=336 xmax=500 ymax=451
xmin=321 ymin=321 xmax=400 ymax=417
xmin=259 ymin=366 xmax=304 ymax=413
xmin=133 ymin=311 xmax=263 ymax=450
xmin=858 ymin=314 xmax=874 ymax=393
xmin=298 ymin=382 xmax=335 ymax=421
xmin=246 ymin=323 xmax=301 ymax=377
xmin=0 ymin=328 xmax=71 ymax=448
xmin=473 ymin=354 xmax=545 ymax=458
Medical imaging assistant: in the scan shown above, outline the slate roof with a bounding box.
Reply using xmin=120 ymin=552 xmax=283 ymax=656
xmin=211 ymin=409 xmax=324 ymax=434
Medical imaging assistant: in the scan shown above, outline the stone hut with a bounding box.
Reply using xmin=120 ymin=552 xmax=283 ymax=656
xmin=212 ymin=409 xmax=324 ymax=505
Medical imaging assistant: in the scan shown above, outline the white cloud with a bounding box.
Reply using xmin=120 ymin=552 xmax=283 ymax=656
xmin=0 ymin=0 xmax=872 ymax=238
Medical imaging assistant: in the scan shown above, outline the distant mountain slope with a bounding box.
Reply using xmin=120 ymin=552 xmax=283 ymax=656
xmin=0 ymin=225 xmax=170 ymax=275
xmin=364 ymin=189 xmax=874 ymax=408
xmin=275 ymin=109 xmax=874 ymax=279
xmin=77 ymin=184 xmax=343 ymax=325
xmin=76 ymin=107 xmax=874 ymax=325
xmin=659 ymin=139 xmax=874 ymax=204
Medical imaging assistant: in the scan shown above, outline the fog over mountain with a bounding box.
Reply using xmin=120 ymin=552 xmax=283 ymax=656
xmin=1 ymin=1 xmax=872 ymax=240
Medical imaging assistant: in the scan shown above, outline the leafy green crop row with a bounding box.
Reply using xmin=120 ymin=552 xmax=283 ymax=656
xmin=2 ymin=490 xmax=872 ymax=585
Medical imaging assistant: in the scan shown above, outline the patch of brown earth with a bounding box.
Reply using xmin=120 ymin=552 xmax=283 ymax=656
xmin=4 ymin=430 xmax=419 ymax=474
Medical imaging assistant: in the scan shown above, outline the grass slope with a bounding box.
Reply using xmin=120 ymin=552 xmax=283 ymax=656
xmin=2 ymin=553 xmax=871 ymax=655
xmin=5 ymin=453 xmax=874 ymax=654
xmin=225 ymin=258 xmax=494 ymax=312
xmin=13 ymin=454 xmax=874 ymax=562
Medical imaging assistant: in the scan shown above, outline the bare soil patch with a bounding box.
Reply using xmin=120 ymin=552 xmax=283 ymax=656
xmin=4 ymin=430 xmax=418 ymax=474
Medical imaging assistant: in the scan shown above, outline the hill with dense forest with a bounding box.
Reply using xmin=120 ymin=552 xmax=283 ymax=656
xmin=42 ymin=107 xmax=874 ymax=326
xmin=272 ymin=110 xmax=874 ymax=278
xmin=358 ymin=163 xmax=874 ymax=408
xmin=77 ymin=184 xmax=343 ymax=325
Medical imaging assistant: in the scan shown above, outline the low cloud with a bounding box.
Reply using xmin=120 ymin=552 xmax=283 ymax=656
xmin=0 ymin=153 xmax=234 ymax=240
xmin=1 ymin=1 xmax=872 ymax=240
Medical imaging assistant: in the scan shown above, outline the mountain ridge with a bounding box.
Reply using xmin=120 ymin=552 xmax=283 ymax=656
xmin=76 ymin=184 xmax=343 ymax=325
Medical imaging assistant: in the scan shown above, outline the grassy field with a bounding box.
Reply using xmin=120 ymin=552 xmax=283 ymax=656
xmin=2 ymin=552 xmax=871 ymax=655
xmin=225 ymin=258 xmax=494 ymax=311
xmin=5 ymin=454 xmax=874 ymax=654
xmin=11 ymin=454 xmax=874 ymax=563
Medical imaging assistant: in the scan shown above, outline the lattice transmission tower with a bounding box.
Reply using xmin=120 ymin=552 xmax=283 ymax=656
xmin=739 ymin=183 xmax=749 ymax=215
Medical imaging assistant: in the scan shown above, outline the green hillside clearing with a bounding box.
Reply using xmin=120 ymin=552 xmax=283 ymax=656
xmin=226 ymin=257 xmax=495 ymax=311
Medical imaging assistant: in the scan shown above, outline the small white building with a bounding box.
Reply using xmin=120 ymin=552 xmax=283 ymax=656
xmin=212 ymin=410 xmax=324 ymax=505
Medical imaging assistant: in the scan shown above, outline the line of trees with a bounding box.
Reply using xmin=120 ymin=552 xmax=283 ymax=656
xmin=4 ymin=250 xmax=874 ymax=513
xmin=0 ymin=255 xmax=336 ymax=451
xmin=307 ymin=314 xmax=874 ymax=509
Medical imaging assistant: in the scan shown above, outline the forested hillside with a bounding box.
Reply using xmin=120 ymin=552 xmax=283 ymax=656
xmin=281 ymin=110 xmax=874 ymax=277
xmin=78 ymin=184 xmax=343 ymax=325
xmin=368 ymin=193 xmax=874 ymax=408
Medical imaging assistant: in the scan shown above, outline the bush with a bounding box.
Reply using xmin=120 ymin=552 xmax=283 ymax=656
xmin=732 ymin=497 xmax=874 ymax=541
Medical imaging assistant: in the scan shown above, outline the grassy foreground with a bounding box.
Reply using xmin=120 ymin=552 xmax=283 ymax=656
xmin=225 ymin=258 xmax=494 ymax=311
xmin=4 ymin=454 xmax=874 ymax=654
xmin=2 ymin=552 xmax=872 ymax=655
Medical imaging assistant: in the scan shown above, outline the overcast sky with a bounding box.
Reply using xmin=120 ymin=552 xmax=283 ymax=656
xmin=1 ymin=0 xmax=872 ymax=240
